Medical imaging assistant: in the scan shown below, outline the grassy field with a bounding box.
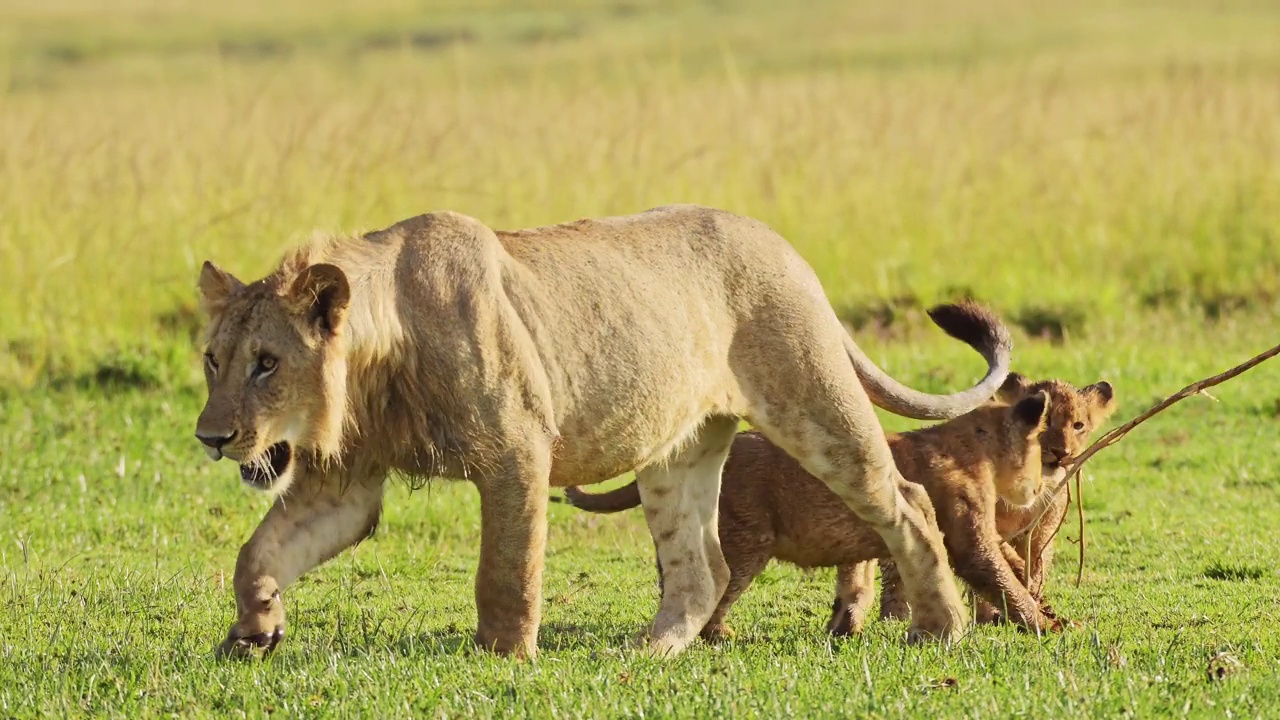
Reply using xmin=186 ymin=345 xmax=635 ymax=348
xmin=2 ymin=0 xmax=1279 ymax=717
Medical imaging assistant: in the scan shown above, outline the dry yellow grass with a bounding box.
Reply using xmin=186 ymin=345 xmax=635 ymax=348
xmin=1 ymin=0 xmax=1279 ymax=385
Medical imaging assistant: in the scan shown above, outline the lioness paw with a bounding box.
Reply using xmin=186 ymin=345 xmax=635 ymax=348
xmin=216 ymin=623 xmax=284 ymax=661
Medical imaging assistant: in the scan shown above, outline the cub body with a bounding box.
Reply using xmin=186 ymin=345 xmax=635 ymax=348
xmin=564 ymin=381 xmax=1107 ymax=639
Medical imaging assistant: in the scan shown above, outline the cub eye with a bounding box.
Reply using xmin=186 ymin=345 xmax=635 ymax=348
xmin=1073 ymin=421 xmax=1085 ymax=431
xmin=203 ymin=352 xmax=218 ymax=374
xmin=255 ymin=354 xmax=278 ymax=377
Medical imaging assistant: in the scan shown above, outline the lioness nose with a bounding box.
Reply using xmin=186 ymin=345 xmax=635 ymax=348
xmin=196 ymin=430 xmax=237 ymax=450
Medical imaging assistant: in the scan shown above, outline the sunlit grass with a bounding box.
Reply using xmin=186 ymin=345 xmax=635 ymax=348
xmin=2 ymin=0 xmax=1279 ymax=386
xmin=3 ymin=3 xmax=1280 ymax=716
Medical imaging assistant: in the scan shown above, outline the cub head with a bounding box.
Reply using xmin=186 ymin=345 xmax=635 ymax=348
xmin=193 ymin=259 xmax=351 ymax=494
xmin=997 ymin=372 xmax=1119 ymax=487
xmin=995 ymin=390 xmax=1054 ymax=508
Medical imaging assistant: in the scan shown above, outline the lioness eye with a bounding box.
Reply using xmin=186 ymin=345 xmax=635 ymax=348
xmin=204 ymin=352 xmax=218 ymax=373
xmin=1073 ymin=421 xmax=1085 ymax=431
xmin=256 ymin=355 xmax=278 ymax=376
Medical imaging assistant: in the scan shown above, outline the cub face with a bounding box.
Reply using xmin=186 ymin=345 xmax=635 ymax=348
xmin=995 ymin=390 xmax=1053 ymax=509
xmin=997 ymin=372 xmax=1119 ymax=489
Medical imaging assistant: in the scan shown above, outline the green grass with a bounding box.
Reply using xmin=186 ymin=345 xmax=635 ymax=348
xmin=3 ymin=0 xmax=1280 ymax=716
xmin=3 ymin=334 xmax=1280 ymax=717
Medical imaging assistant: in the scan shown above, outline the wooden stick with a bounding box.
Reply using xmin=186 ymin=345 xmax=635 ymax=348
xmin=1015 ymin=339 xmax=1280 ymax=584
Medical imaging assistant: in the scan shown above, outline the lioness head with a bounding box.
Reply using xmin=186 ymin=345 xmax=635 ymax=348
xmin=995 ymin=390 xmax=1054 ymax=508
xmin=997 ymin=373 xmax=1118 ymax=488
xmin=194 ymin=259 xmax=351 ymax=493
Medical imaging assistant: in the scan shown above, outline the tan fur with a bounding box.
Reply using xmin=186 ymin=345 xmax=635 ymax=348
xmin=194 ymin=206 xmax=1014 ymax=659
xmin=564 ymin=394 xmax=1054 ymax=639
xmin=833 ymin=374 xmax=1116 ymax=633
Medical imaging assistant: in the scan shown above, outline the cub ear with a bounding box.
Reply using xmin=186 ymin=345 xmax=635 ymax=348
xmin=198 ymin=261 xmax=244 ymax=317
xmin=289 ymin=263 xmax=350 ymax=338
xmin=1082 ymin=380 xmax=1117 ymax=423
xmin=996 ymin=372 xmax=1034 ymax=403
xmin=1012 ymin=390 xmax=1050 ymax=430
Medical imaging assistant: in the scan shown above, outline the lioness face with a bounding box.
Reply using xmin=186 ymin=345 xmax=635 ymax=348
xmin=194 ymin=260 xmax=351 ymax=493
xmin=997 ymin=391 xmax=1052 ymax=508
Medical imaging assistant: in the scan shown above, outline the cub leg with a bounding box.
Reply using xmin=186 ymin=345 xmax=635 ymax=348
xmin=218 ymin=467 xmax=385 ymax=659
xmin=827 ymin=561 xmax=878 ymax=636
xmin=637 ymin=417 xmax=738 ymax=657
xmin=699 ymin=546 xmax=772 ymax=644
xmin=876 ymin=559 xmax=912 ymax=621
xmin=972 ymin=542 xmax=1029 ymax=625
xmin=948 ymin=520 xmax=1058 ymax=634
xmin=1018 ymin=491 xmax=1068 ymax=598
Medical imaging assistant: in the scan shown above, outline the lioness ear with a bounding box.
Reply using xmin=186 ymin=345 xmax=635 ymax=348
xmin=1082 ymin=381 xmax=1117 ymax=423
xmin=996 ymin=372 xmax=1034 ymax=403
xmin=289 ymin=263 xmax=350 ymax=337
xmin=198 ymin=261 xmax=244 ymax=317
xmin=1012 ymin=390 xmax=1049 ymax=430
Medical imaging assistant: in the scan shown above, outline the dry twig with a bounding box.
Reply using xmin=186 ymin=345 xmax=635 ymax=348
xmin=1016 ymin=340 xmax=1280 ymax=586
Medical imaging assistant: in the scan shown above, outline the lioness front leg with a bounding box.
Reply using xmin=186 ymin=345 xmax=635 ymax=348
xmin=473 ymin=447 xmax=553 ymax=659
xmin=218 ymin=469 xmax=385 ymax=659
xmin=637 ymin=417 xmax=737 ymax=656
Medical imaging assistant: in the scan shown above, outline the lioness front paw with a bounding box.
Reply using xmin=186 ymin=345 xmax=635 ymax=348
xmin=906 ymin=603 xmax=967 ymax=644
xmin=473 ymin=627 xmax=537 ymax=660
xmin=216 ymin=622 xmax=285 ymax=660
xmin=216 ymin=580 xmax=286 ymax=660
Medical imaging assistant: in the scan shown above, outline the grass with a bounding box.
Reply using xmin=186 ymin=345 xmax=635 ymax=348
xmin=2 ymin=0 xmax=1280 ymax=716
xmin=4 ymin=336 xmax=1280 ymax=717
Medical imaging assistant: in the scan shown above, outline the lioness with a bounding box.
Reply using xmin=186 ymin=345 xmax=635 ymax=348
xmin=846 ymin=374 xmax=1117 ymax=632
xmin=194 ymin=205 xmax=1010 ymax=659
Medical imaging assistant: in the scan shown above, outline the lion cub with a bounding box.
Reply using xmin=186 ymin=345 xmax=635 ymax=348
xmin=830 ymin=374 xmax=1118 ymax=635
xmin=563 ymin=378 xmax=1101 ymax=640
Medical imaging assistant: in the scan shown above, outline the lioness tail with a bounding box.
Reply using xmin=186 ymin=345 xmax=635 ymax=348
xmin=844 ymin=300 xmax=1012 ymax=421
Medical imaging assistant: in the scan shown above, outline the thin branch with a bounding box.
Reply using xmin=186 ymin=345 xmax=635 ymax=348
xmin=1015 ymin=339 xmax=1280 ymax=584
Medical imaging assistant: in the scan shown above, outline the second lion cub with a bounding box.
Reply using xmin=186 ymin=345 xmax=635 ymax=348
xmin=830 ymin=374 xmax=1118 ymax=635
xmin=564 ymin=374 xmax=1114 ymax=639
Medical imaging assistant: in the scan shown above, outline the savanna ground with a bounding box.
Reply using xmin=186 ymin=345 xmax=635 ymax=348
xmin=2 ymin=0 xmax=1279 ymax=716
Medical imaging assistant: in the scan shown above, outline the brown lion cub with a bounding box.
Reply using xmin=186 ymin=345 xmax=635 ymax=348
xmin=562 ymin=386 xmax=1066 ymax=640
xmin=832 ymin=374 xmax=1118 ymax=635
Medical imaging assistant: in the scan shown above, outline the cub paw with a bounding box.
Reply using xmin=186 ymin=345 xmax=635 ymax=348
xmin=699 ymin=622 xmax=736 ymax=644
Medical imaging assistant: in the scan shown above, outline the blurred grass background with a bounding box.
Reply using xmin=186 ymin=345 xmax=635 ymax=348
xmin=1 ymin=0 xmax=1278 ymax=387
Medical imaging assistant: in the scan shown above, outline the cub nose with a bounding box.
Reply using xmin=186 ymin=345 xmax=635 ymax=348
xmin=196 ymin=430 xmax=237 ymax=450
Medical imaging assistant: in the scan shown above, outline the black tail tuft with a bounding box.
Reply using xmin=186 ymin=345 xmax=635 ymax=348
xmin=926 ymin=301 xmax=1012 ymax=358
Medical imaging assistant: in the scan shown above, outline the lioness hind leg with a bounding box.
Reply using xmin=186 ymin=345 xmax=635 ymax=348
xmin=738 ymin=382 xmax=966 ymax=643
xmin=637 ymin=417 xmax=738 ymax=657
xmin=827 ymin=561 xmax=878 ymax=636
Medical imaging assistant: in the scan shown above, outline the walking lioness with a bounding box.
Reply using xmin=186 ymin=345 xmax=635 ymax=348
xmin=194 ymin=205 xmax=1010 ymax=659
